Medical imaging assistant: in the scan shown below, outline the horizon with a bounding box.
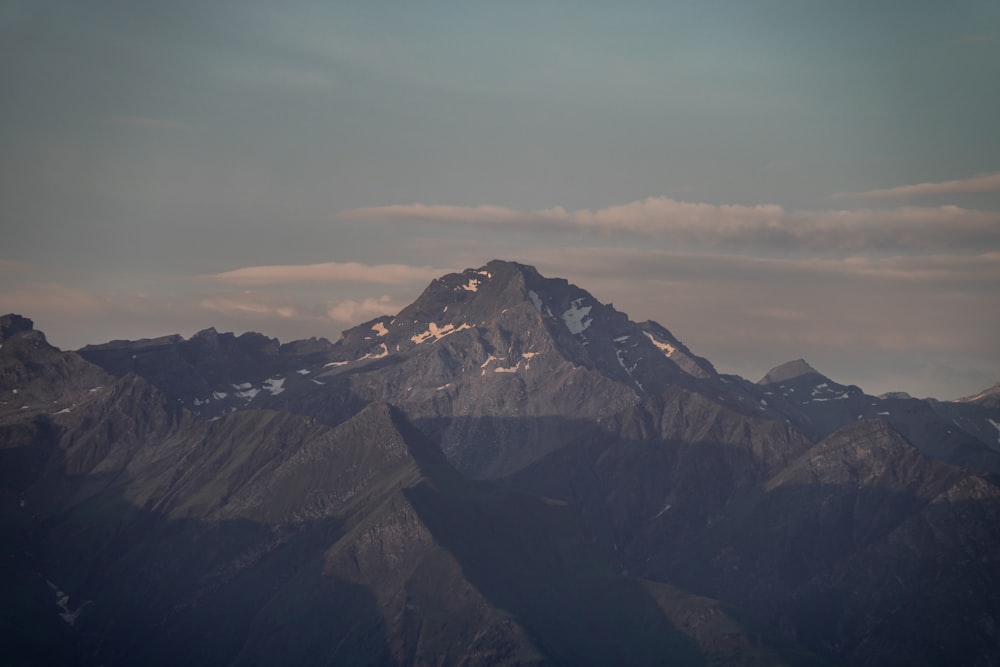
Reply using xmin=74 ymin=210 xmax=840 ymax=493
xmin=3 ymin=257 xmax=994 ymax=402
xmin=2 ymin=2 xmax=998 ymax=399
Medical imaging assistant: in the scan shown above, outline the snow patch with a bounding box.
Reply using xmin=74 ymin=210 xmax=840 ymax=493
xmin=655 ymin=503 xmax=672 ymax=518
xmin=212 ymin=391 xmax=229 ymax=400
xmin=411 ymin=322 xmax=472 ymax=344
xmin=47 ymin=580 xmax=88 ymax=626
xmin=461 ymin=278 xmax=481 ymax=292
xmin=53 ymin=407 xmax=72 ymax=415
xmin=643 ymin=331 xmax=676 ymax=357
xmin=615 ymin=348 xmax=644 ymax=392
xmin=235 ymin=387 xmax=260 ymax=400
xmin=613 ymin=335 xmax=630 ymax=343
xmin=360 ymin=343 xmax=389 ymax=360
xmin=311 ymin=379 xmax=325 ymax=386
xmin=264 ymin=377 xmax=285 ymax=395
xmin=877 ymin=411 xmax=890 ymax=416
xmin=371 ymin=322 xmax=389 ymax=336
xmin=296 ymin=368 xmax=311 ymax=375
xmin=324 ymin=360 xmax=348 ymax=368
xmin=528 ymin=290 xmax=553 ymax=317
xmin=482 ymin=354 xmax=524 ymax=373
xmin=562 ymin=298 xmax=593 ymax=334
xmin=989 ymin=419 xmax=1000 ymax=444
xmin=232 ymin=382 xmax=252 ymax=391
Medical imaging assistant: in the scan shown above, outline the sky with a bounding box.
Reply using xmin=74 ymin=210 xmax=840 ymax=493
xmin=2 ymin=1 xmax=999 ymax=399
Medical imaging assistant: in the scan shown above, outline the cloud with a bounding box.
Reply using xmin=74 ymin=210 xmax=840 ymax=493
xmin=959 ymin=33 xmax=995 ymax=43
xmin=107 ymin=116 xmax=194 ymax=131
xmin=833 ymin=172 xmax=1000 ymax=200
xmin=202 ymin=262 xmax=450 ymax=286
xmin=340 ymin=198 xmax=1000 ymax=253
xmin=326 ymin=295 xmax=402 ymax=323
xmin=516 ymin=246 xmax=1000 ymax=290
xmin=0 ymin=259 xmax=32 ymax=274
xmin=0 ymin=282 xmax=106 ymax=317
xmin=199 ymin=291 xmax=404 ymax=326
xmin=198 ymin=293 xmax=300 ymax=319
xmin=339 ymin=200 xmax=789 ymax=237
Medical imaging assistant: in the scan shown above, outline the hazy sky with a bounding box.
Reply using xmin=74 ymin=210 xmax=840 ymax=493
xmin=2 ymin=1 xmax=999 ymax=398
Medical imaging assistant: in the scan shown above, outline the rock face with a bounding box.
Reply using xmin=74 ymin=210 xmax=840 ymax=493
xmin=661 ymin=419 xmax=1000 ymax=666
xmin=758 ymin=358 xmax=822 ymax=385
xmin=753 ymin=358 xmax=1000 ymax=474
xmin=2 ymin=261 xmax=999 ymax=666
xmin=956 ymin=383 xmax=1000 ymax=408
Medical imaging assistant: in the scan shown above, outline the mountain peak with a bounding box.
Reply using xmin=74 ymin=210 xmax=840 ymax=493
xmin=0 ymin=313 xmax=34 ymax=341
xmin=955 ymin=382 xmax=1000 ymax=407
xmin=758 ymin=358 xmax=823 ymax=385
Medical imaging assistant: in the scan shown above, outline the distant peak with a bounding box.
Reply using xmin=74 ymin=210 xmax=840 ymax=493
xmin=878 ymin=391 xmax=913 ymax=400
xmin=480 ymin=258 xmax=539 ymax=274
xmin=758 ymin=358 xmax=822 ymax=385
xmin=192 ymin=327 xmax=220 ymax=339
xmin=955 ymin=382 xmax=1000 ymax=404
xmin=0 ymin=313 xmax=34 ymax=341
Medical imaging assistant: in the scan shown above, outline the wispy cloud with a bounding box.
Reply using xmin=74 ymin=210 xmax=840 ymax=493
xmin=0 ymin=282 xmax=106 ymax=317
xmin=199 ymin=291 xmax=404 ymax=326
xmin=199 ymin=293 xmax=300 ymax=319
xmin=326 ymin=295 xmax=402 ymax=323
xmin=0 ymin=259 xmax=32 ymax=274
xmin=833 ymin=172 xmax=1000 ymax=200
xmin=959 ymin=33 xmax=995 ymax=43
xmin=517 ymin=246 xmax=1000 ymax=290
xmin=201 ymin=262 xmax=450 ymax=286
xmin=107 ymin=116 xmax=194 ymax=131
xmin=340 ymin=198 xmax=1000 ymax=253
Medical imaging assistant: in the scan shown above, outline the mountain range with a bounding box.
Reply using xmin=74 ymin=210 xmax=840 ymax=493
xmin=2 ymin=260 xmax=998 ymax=666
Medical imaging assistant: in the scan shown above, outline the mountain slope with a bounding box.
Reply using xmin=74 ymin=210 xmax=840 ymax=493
xmin=756 ymin=358 xmax=1000 ymax=473
xmin=1 ymin=311 xmax=836 ymax=666
xmin=506 ymin=385 xmax=814 ymax=574
xmin=662 ymin=419 xmax=1000 ymax=666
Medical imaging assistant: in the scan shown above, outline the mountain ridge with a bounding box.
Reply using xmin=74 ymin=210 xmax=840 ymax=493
xmin=3 ymin=260 xmax=999 ymax=665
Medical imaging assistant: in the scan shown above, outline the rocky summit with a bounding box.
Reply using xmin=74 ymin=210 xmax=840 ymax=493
xmin=2 ymin=261 xmax=999 ymax=666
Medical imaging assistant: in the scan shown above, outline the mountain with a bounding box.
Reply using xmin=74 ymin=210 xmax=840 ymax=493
xmin=752 ymin=358 xmax=1000 ymax=474
xmin=660 ymin=419 xmax=1000 ymax=666
xmin=757 ymin=358 xmax=823 ymax=386
xmin=3 ymin=260 xmax=999 ymax=665
xmin=506 ymin=398 xmax=1000 ymax=665
xmin=81 ymin=260 xmax=728 ymax=480
xmin=2 ymin=309 xmax=818 ymax=666
xmin=956 ymin=383 xmax=1000 ymax=408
